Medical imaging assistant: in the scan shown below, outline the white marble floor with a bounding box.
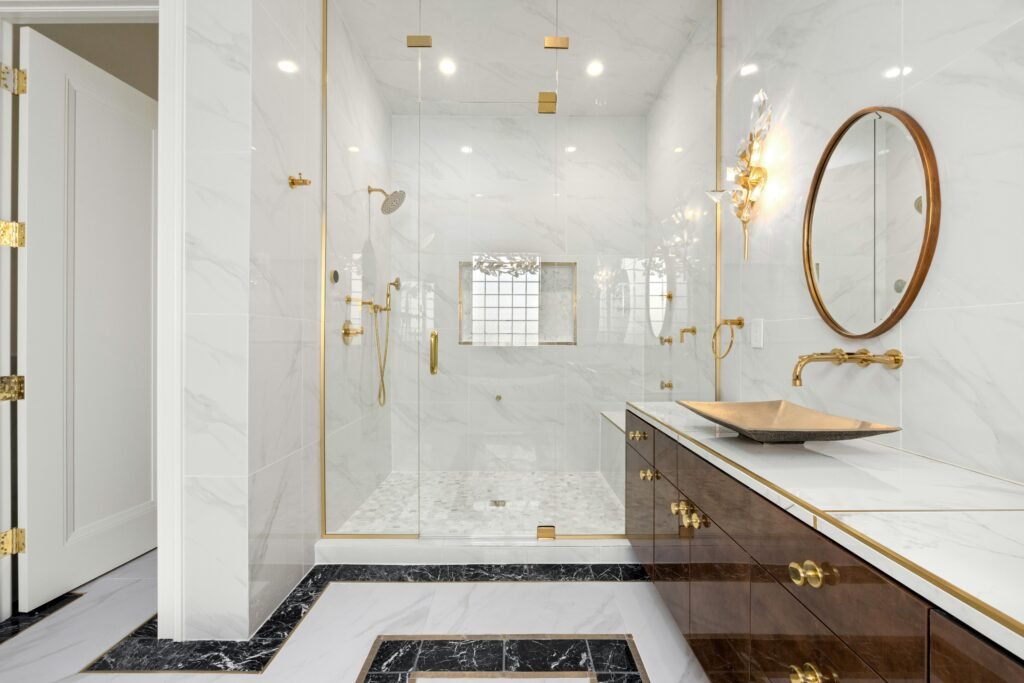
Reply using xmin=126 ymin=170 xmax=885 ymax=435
xmin=333 ymin=471 xmax=625 ymax=537
xmin=0 ymin=551 xmax=706 ymax=683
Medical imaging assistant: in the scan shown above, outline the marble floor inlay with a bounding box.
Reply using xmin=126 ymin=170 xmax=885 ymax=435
xmin=0 ymin=593 xmax=82 ymax=645
xmin=359 ymin=636 xmax=646 ymax=682
xmin=333 ymin=471 xmax=625 ymax=537
xmin=84 ymin=563 xmax=649 ymax=674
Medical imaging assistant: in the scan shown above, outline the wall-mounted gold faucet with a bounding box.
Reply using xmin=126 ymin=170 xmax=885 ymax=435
xmin=792 ymin=348 xmax=904 ymax=387
xmin=679 ymin=326 xmax=697 ymax=343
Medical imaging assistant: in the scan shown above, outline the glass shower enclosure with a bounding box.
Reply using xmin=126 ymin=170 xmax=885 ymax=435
xmin=322 ymin=0 xmax=717 ymax=540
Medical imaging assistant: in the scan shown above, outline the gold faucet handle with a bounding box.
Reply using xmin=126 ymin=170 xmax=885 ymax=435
xmin=679 ymin=326 xmax=697 ymax=343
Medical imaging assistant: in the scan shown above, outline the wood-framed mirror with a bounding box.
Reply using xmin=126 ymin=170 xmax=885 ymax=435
xmin=803 ymin=106 xmax=940 ymax=338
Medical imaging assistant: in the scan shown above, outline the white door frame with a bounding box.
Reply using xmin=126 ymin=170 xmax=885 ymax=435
xmin=0 ymin=0 xmax=186 ymax=640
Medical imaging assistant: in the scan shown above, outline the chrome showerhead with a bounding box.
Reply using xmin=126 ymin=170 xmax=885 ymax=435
xmin=368 ymin=186 xmax=406 ymax=215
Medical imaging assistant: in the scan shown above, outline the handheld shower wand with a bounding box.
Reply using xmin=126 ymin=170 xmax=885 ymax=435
xmin=370 ymin=277 xmax=401 ymax=406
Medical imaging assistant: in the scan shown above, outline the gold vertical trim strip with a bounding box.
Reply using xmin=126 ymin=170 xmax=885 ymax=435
xmin=320 ymin=0 xmax=329 ymax=537
xmin=714 ymin=0 xmax=723 ymax=401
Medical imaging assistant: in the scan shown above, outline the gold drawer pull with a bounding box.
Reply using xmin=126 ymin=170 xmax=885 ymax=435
xmin=670 ymin=501 xmax=691 ymax=516
xmin=639 ymin=469 xmax=654 ymax=481
xmin=627 ymin=430 xmax=649 ymax=442
xmin=788 ymin=560 xmax=840 ymax=589
xmin=788 ymin=662 xmax=837 ymax=683
xmin=682 ymin=511 xmax=709 ymax=530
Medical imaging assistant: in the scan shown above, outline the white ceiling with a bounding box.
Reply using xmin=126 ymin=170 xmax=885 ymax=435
xmin=334 ymin=0 xmax=710 ymax=116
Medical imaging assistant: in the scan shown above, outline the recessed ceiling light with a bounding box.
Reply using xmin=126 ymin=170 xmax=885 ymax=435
xmin=673 ymin=146 xmax=684 ymax=153
xmin=460 ymin=145 xmax=473 ymax=154
xmin=565 ymin=145 xmax=577 ymax=153
xmin=883 ymin=65 xmax=912 ymax=78
xmin=739 ymin=63 xmax=758 ymax=76
xmin=586 ymin=60 xmax=604 ymax=77
xmin=347 ymin=146 xmax=360 ymax=153
xmin=473 ymin=193 xmax=484 ymax=198
xmin=277 ymin=60 xmax=299 ymax=74
xmin=439 ymin=58 xmax=457 ymax=76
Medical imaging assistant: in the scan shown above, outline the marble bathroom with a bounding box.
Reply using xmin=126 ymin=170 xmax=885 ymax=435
xmin=1 ymin=0 xmax=1024 ymax=682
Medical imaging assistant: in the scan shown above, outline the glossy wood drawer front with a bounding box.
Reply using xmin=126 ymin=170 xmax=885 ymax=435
xmin=653 ymin=477 xmax=689 ymax=636
xmin=654 ymin=428 xmax=679 ymax=488
xmin=677 ymin=443 xmax=929 ymax=682
xmin=625 ymin=410 xmax=654 ymax=463
xmin=930 ymin=611 xmax=1024 ymax=682
xmin=624 ymin=445 xmax=654 ymax=576
xmin=750 ymin=564 xmax=883 ymax=683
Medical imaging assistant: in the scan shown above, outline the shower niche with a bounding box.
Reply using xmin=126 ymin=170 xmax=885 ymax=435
xmin=458 ymin=257 xmax=576 ymax=346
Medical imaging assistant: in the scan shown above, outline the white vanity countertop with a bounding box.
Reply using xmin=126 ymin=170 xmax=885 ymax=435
xmin=627 ymin=400 xmax=1024 ymax=658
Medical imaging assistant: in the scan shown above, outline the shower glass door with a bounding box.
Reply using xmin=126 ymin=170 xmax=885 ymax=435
xmin=324 ymin=0 xmax=718 ymax=540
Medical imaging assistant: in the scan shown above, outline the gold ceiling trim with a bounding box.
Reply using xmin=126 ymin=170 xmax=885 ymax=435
xmin=407 ymin=34 xmax=432 ymax=48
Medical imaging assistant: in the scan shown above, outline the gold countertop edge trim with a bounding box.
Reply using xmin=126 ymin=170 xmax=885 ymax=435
xmin=626 ymin=402 xmax=1024 ymax=641
xmin=821 ymin=508 xmax=1024 ymax=513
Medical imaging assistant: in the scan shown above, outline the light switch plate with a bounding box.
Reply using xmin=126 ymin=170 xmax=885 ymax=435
xmin=750 ymin=318 xmax=764 ymax=349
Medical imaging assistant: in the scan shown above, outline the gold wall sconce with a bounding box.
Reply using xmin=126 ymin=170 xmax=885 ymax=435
xmin=730 ymin=89 xmax=772 ymax=261
xmin=712 ymin=317 xmax=744 ymax=360
xmin=679 ymin=326 xmax=697 ymax=343
xmin=289 ymin=173 xmax=312 ymax=189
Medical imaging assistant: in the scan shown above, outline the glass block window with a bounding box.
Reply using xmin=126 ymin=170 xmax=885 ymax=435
xmin=469 ymin=268 xmax=540 ymax=346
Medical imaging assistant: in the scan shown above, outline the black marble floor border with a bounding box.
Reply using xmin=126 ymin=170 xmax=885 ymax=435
xmin=84 ymin=563 xmax=650 ymax=674
xmin=0 ymin=592 xmax=83 ymax=645
xmin=357 ymin=635 xmax=648 ymax=683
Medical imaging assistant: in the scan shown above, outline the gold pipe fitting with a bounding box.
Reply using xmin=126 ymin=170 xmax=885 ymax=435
xmin=792 ymin=348 xmax=904 ymax=387
xmin=679 ymin=326 xmax=697 ymax=343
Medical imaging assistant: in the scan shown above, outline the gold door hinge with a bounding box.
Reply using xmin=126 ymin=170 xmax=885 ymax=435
xmin=0 ymin=528 xmax=25 ymax=556
xmin=0 ymin=220 xmax=25 ymax=248
xmin=0 ymin=64 xmax=26 ymax=95
xmin=0 ymin=375 xmax=25 ymax=401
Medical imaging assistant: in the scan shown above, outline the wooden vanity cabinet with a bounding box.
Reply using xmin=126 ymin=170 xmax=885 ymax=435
xmin=652 ymin=473 xmax=689 ymax=635
xmin=930 ymin=611 xmax=1024 ymax=682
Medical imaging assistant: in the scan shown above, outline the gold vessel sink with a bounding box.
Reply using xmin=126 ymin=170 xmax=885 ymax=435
xmin=678 ymin=400 xmax=900 ymax=444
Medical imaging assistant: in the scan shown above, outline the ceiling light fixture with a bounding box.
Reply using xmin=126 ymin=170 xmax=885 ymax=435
xmin=347 ymin=146 xmax=360 ymax=153
xmin=277 ymin=60 xmax=299 ymax=74
xmin=439 ymin=57 xmax=457 ymax=76
xmin=586 ymin=60 xmax=604 ymax=77
xmin=673 ymin=147 xmax=684 ymax=153
xmin=565 ymin=146 xmax=577 ymax=153
xmin=883 ymin=65 xmax=912 ymax=78
xmin=739 ymin=63 xmax=758 ymax=76
xmin=460 ymin=145 xmax=473 ymax=154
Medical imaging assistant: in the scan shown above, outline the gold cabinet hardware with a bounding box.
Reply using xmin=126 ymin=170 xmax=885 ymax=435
xmin=0 ymin=528 xmax=25 ymax=556
xmin=792 ymin=347 xmax=904 ymax=387
xmin=544 ymin=36 xmax=569 ymax=49
xmin=406 ymin=34 xmax=432 ymax=48
xmin=682 ymin=511 xmax=709 ymax=530
xmin=660 ymin=380 xmax=673 ymax=390
xmin=665 ymin=291 xmax=674 ymax=301
xmin=670 ymin=501 xmax=692 ymax=517
xmin=788 ymin=560 xmax=840 ymax=589
xmin=288 ymin=173 xmax=312 ymax=189
xmin=712 ymin=317 xmax=745 ymax=360
xmin=0 ymin=376 xmax=25 ymax=402
xmin=538 ymin=91 xmax=557 ymax=114
xmin=537 ymin=525 xmax=556 ymax=540
xmin=0 ymin=220 xmax=25 ymax=248
xmin=429 ymin=329 xmax=439 ymax=375
xmin=659 ymin=336 xmax=673 ymax=346
xmin=341 ymin=320 xmax=364 ymax=344
xmin=0 ymin=64 xmax=26 ymax=95
xmin=679 ymin=326 xmax=697 ymax=343
xmin=639 ymin=469 xmax=655 ymax=481
xmin=627 ymin=430 xmax=648 ymax=442
xmin=495 ymin=394 xmax=502 ymax=402
xmin=788 ymin=662 xmax=836 ymax=683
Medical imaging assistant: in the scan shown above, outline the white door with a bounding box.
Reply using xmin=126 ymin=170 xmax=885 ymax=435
xmin=0 ymin=18 xmax=14 ymax=623
xmin=16 ymin=28 xmax=157 ymax=611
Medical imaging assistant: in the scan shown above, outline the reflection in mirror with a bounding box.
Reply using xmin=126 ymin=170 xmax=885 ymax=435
xmin=805 ymin=108 xmax=939 ymax=338
xmin=647 ymin=248 xmax=673 ymax=339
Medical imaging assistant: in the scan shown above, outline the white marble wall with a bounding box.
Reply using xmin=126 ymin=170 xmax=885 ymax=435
xmin=390 ymin=114 xmax=648 ymax=478
xmin=720 ymin=0 xmax=1024 ymax=483
xmin=178 ymin=0 xmax=321 ymax=641
xmin=322 ymin=1 xmax=395 ymax=532
xmin=643 ymin=3 xmax=718 ymax=404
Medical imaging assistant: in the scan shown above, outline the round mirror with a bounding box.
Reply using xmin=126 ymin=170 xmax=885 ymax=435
xmin=647 ymin=247 xmax=673 ymax=339
xmin=803 ymin=107 xmax=940 ymax=338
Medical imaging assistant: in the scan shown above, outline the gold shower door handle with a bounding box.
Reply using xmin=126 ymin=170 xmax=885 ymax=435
xmin=430 ymin=330 xmax=439 ymax=375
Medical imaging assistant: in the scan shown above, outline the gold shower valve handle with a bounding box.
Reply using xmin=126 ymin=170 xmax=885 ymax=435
xmin=288 ymin=173 xmax=312 ymax=188
xmin=679 ymin=326 xmax=697 ymax=343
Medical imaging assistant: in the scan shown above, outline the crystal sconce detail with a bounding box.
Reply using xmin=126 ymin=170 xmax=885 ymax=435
xmin=731 ymin=89 xmax=772 ymax=261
